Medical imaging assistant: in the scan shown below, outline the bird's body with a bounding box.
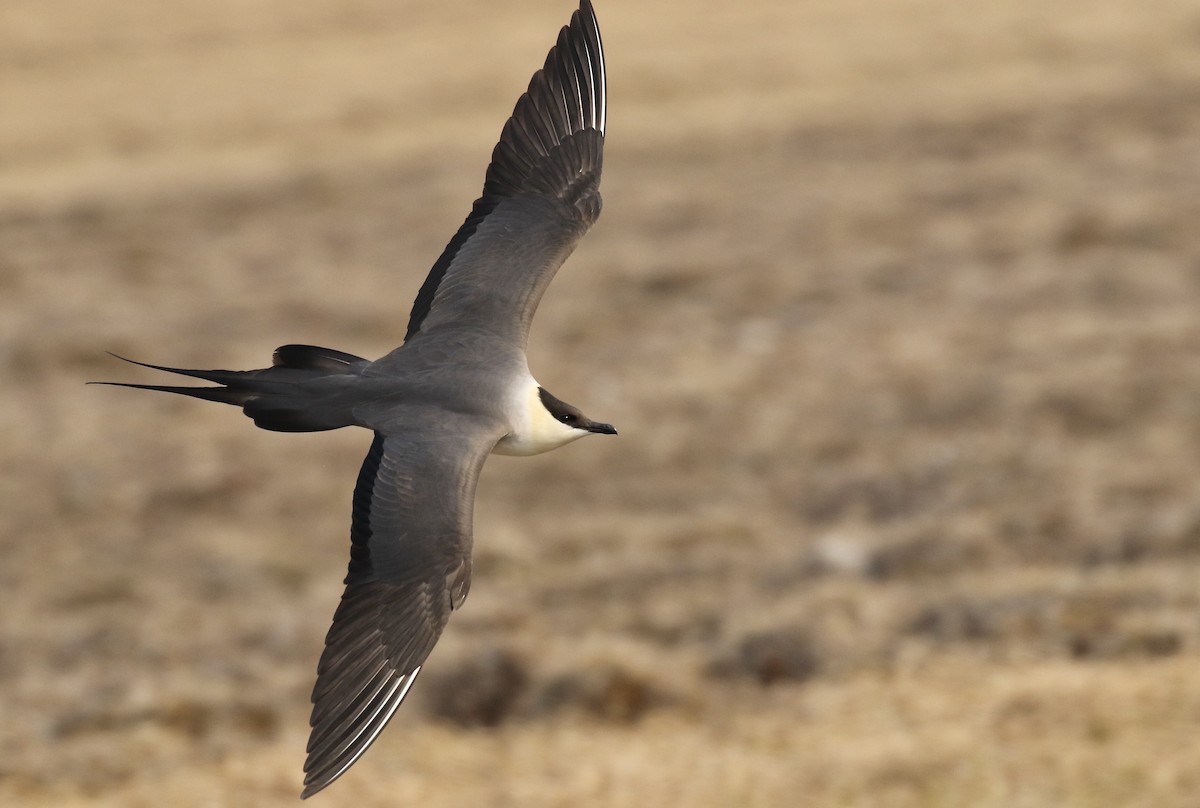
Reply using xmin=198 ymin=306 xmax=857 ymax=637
xmin=98 ymin=1 xmax=613 ymax=798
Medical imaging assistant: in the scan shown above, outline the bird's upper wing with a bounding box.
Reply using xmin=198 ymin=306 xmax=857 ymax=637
xmin=301 ymin=418 xmax=500 ymax=798
xmin=401 ymin=0 xmax=605 ymax=350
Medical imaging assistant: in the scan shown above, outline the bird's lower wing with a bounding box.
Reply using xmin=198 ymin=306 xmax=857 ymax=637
xmin=301 ymin=425 xmax=496 ymax=798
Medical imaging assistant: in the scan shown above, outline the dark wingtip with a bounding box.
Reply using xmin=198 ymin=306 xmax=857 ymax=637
xmin=482 ymin=0 xmax=605 ymax=199
xmin=402 ymin=0 xmax=606 ymax=342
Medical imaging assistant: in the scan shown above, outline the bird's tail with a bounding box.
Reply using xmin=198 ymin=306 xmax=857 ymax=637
xmin=94 ymin=344 xmax=370 ymax=433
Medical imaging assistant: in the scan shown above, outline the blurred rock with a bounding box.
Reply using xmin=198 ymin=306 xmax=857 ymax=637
xmin=804 ymin=532 xmax=875 ymax=577
xmin=532 ymin=662 xmax=676 ymax=724
xmin=422 ymin=646 xmax=529 ymax=727
xmin=706 ymin=628 xmax=820 ymax=686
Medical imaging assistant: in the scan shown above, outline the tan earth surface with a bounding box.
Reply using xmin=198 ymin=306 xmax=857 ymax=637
xmin=3 ymin=0 xmax=1200 ymax=805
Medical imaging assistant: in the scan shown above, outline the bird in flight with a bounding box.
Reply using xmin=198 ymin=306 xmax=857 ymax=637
xmin=99 ymin=1 xmax=612 ymax=797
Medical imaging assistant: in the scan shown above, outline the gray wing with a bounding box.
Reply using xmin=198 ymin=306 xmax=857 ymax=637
xmin=401 ymin=0 xmax=605 ymax=350
xmin=301 ymin=421 xmax=498 ymax=798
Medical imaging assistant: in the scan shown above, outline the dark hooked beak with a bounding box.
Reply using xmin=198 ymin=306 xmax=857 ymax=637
xmin=586 ymin=420 xmax=617 ymax=435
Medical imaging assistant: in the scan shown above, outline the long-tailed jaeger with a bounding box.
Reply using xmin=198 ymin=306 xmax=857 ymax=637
xmin=98 ymin=1 xmax=612 ymax=797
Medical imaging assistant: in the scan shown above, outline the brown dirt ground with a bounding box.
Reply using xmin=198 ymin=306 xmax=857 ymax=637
xmin=4 ymin=0 xmax=1200 ymax=805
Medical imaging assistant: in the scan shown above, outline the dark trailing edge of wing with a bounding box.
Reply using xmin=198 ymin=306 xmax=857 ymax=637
xmin=403 ymin=0 xmax=605 ymax=341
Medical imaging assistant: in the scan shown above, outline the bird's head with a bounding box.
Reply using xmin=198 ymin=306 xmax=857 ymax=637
xmin=493 ymin=383 xmax=616 ymax=457
xmin=537 ymin=386 xmax=617 ymax=441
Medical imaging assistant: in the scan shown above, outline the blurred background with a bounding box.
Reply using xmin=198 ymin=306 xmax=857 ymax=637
xmin=4 ymin=0 xmax=1200 ymax=805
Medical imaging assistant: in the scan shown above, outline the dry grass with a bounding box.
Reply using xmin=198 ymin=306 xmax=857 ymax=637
xmin=4 ymin=0 xmax=1200 ymax=805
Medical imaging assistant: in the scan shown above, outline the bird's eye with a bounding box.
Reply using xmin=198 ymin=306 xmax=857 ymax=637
xmin=560 ymin=413 xmax=577 ymax=424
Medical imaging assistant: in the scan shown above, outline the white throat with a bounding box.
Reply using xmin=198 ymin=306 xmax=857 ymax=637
xmin=493 ymin=380 xmax=589 ymax=456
